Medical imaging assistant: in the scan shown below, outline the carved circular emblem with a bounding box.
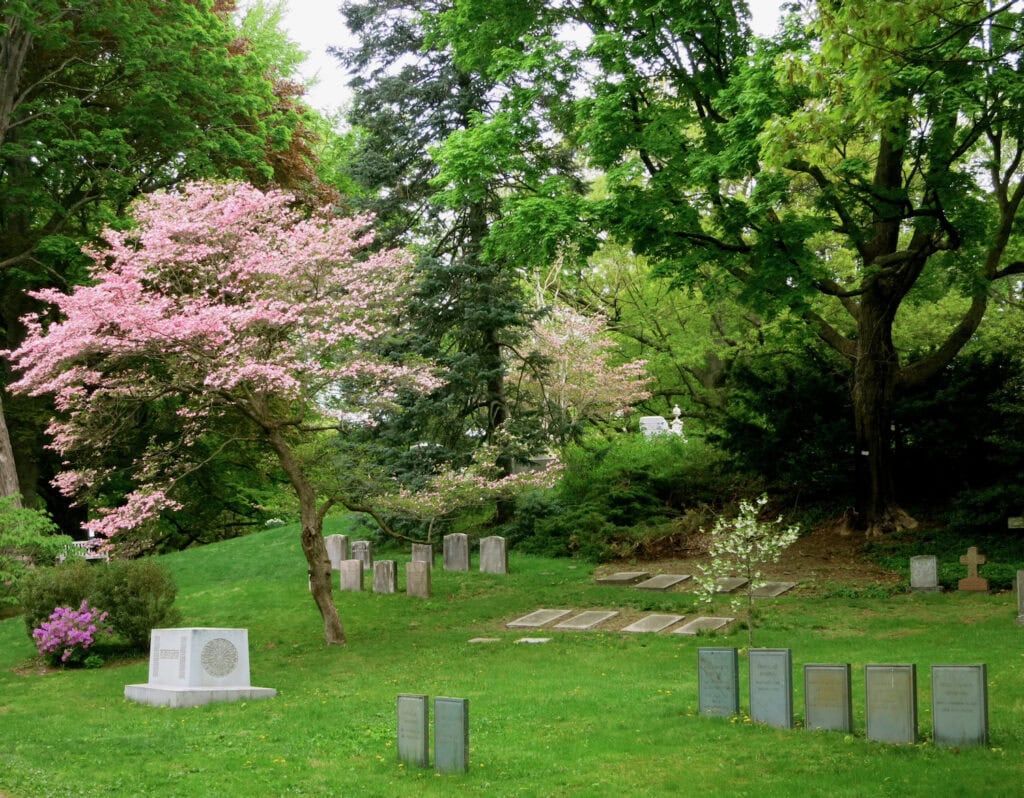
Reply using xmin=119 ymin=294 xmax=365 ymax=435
xmin=200 ymin=637 xmax=238 ymax=677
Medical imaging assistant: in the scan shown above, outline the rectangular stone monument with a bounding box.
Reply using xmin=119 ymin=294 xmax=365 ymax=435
xmin=124 ymin=628 xmax=276 ymax=708
xmin=639 ymin=416 xmax=670 ymax=437
xmin=373 ymin=560 xmax=397 ymax=594
xmin=749 ymin=648 xmax=793 ymax=729
xmin=594 ymin=571 xmax=650 ymax=585
xmin=931 ymin=665 xmax=988 ymax=748
xmin=865 ymin=664 xmax=917 ymax=744
xmin=634 ymin=574 xmax=691 ymax=591
xmin=339 ymin=559 xmax=363 ymax=592
xmin=697 ymin=647 xmax=739 ymax=718
xmin=672 ymin=616 xmax=734 ymax=635
xmin=620 ymin=614 xmax=685 ymax=633
xmin=406 ymin=560 xmax=431 ymax=598
xmin=1009 ymin=517 xmax=1024 ymax=529
xmin=479 ymin=536 xmax=508 ymax=574
xmin=958 ymin=546 xmax=988 ymax=591
xmin=434 ymin=697 xmax=469 ymax=774
xmin=396 ymin=694 xmax=429 ymax=767
xmin=411 ymin=543 xmax=435 ymax=568
xmin=1017 ymin=570 xmax=1024 ymax=625
xmin=804 ymin=664 xmax=853 ymax=733
xmin=910 ymin=555 xmax=940 ymax=592
xmin=715 ymin=576 xmax=749 ymax=593
xmin=352 ymin=539 xmax=373 ymax=571
xmin=506 ymin=608 xmax=572 ymax=628
xmin=750 ymin=581 xmax=797 ymax=598
xmin=324 ymin=534 xmax=350 ymax=570
xmin=553 ymin=610 xmax=619 ymax=630
xmin=443 ymin=533 xmax=469 ymax=571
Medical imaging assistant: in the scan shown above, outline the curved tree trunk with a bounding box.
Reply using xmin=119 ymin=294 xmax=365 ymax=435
xmin=0 ymin=392 xmax=21 ymax=506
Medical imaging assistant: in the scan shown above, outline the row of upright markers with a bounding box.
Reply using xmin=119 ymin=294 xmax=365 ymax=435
xmin=699 ymin=647 xmax=988 ymax=747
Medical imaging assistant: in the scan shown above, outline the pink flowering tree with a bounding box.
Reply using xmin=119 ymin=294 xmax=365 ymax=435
xmin=6 ymin=181 xmax=440 ymax=646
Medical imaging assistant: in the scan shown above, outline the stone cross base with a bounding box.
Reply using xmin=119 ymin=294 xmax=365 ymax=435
xmin=124 ymin=684 xmax=276 ymax=708
xmin=958 ymin=577 xmax=989 ymax=592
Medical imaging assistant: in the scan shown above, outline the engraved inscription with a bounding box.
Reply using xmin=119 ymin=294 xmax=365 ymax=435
xmin=200 ymin=637 xmax=239 ymax=677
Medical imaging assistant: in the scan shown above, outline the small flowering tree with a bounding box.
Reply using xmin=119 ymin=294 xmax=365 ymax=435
xmin=6 ymin=181 xmax=440 ymax=646
xmin=694 ymin=495 xmax=800 ymax=646
xmin=33 ymin=600 xmax=113 ymax=667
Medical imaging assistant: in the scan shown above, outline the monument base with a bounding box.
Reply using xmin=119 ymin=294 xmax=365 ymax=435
xmin=911 ymin=586 xmax=941 ymax=593
xmin=125 ymin=684 xmax=276 ymax=708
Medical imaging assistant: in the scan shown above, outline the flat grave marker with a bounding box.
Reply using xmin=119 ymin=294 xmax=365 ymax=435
xmin=715 ymin=577 xmax=749 ymax=593
xmin=468 ymin=638 xmax=500 ymax=644
xmin=958 ymin=546 xmax=989 ymax=592
xmin=672 ymin=617 xmax=734 ymax=636
xmin=910 ymin=555 xmax=940 ymax=592
xmin=443 ymin=533 xmax=469 ymax=571
xmin=620 ymin=614 xmax=685 ymax=633
xmin=434 ymin=697 xmax=469 ymax=774
xmin=595 ymin=571 xmax=651 ymax=585
xmin=634 ymin=574 xmax=691 ymax=591
xmin=931 ymin=665 xmax=988 ymax=748
xmin=339 ymin=559 xmax=363 ymax=592
xmin=750 ymin=581 xmax=797 ymax=598
xmin=804 ymin=664 xmax=853 ymax=733
xmin=865 ymin=664 xmax=917 ymax=744
xmin=514 ymin=637 xmax=552 ymax=644
xmin=698 ymin=647 xmax=739 ymax=718
xmin=396 ymin=694 xmax=429 ymax=768
xmin=506 ymin=608 xmax=572 ymax=628
xmin=748 ymin=648 xmax=793 ymax=729
xmin=553 ymin=610 xmax=619 ymax=630
xmin=479 ymin=536 xmax=508 ymax=574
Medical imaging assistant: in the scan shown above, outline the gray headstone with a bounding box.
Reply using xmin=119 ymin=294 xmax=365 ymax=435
xmin=865 ymin=664 xmax=917 ymax=744
xmin=620 ymin=614 xmax=685 ymax=633
xmin=697 ymin=647 xmax=739 ymax=717
xmin=1008 ymin=516 xmax=1024 ymax=529
xmin=1017 ymin=570 xmax=1024 ymax=625
xmin=715 ymin=577 xmax=750 ymax=593
xmin=639 ymin=416 xmax=670 ymax=437
xmin=339 ymin=559 xmax=363 ymax=591
xmin=411 ymin=543 xmax=435 ymax=568
xmin=750 ymin=581 xmax=797 ymax=598
xmin=373 ymin=560 xmax=397 ymax=594
xmin=804 ymin=664 xmax=853 ymax=732
xmin=443 ymin=533 xmax=469 ymax=571
xmin=324 ymin=534 xmax=350 ymax=570
xmin=594 ymin=571 xmax=650 ymax=585
xmin=634 ymin=574 xmax=691 ymax=591
xmin=672 ymin=616 xmax=735 ymax=636
xmin=553 ymin=610 xmax=619 ymax=630
xmin=406 ymin=560 xmax=431 ymax=599
xmin=396 ymin=694 xmax=429 ymax=767
xmin=479 ymin=536 xmax=508 ymax=574
xmin=506 ymin=609 xmax=573 ymax=628
xmin=434 ymin=697 xmax=469 ymax=774
xmin=910 ymin=555 xmax=940 ymax=592
xmin=749 ymin=648 xmax=793 ymax=729
xmin=351 ymin=540 xmax=373 ymax=571
xmin=931 ymin=665 xmax=988 ymax=748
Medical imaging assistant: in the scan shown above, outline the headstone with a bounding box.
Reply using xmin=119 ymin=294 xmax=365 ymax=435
xmin=479 ymin=536 xmax=508 ymax=574
xmin=1008 ymin=516 xmax=1024 ymax=529
xmin=748 ymin=648 xmax=793 ymax=729
xmin=324 ymin=534 xmax=350 ymax=570
xmin=434 ymin=697 xmax=469 ymax=774
xmin=124 ymin=628 xmax=276 ymax=708
xmin=406 ymin=560 xmax=431 ymax=598
xmin=672 ymin=617 xmax=734 ymax=636
xmin=639 ymin=416 xmax=670 ymax=437
xmin=620 ymin=614 xmax=685 ymax=633
xmin=339 ymin=559 xmax=363 ymax=592
xmin=750 ymin=581 xmax=797 ymax=598
xmin=634 ymin=574 xmax=691 ymax=591
xmin=1017 ymin=570 xmax=1024 ymax=625
xmin=553 ymin=610 xmax=619 ymax=630
xmin=373 ymin=560 xmax=397 ymax=594
xmin=594 ymin=571 xmax=650 ymax=585
xmin=396 ymin=694 xmax=429 ymax=768
xmin=958 ymin=546 xmax=989 ymax=592
xmin=697 ymin=647 xmax=739 ymax=717
xmin=443 ymin=533 xmax=469 ymax=571
xmin=931 ymin=665 xmax=988 ymax=748
xmin=352 ymin=540 xmax=373 ymax=571
xmin=803 ymin=664 xmax=853 ymax=733
xmin=910 ymin=555 xmax=940 ymax=592
xmin=865 ymin=664 xmax=917 ymax=744
xmin=411 ymin=543 xmax=435 ymax=569
xmin=715 ymin=577 xmax=749 ymax=593
xmin=507 ymin=608 xmax=573 ymax=628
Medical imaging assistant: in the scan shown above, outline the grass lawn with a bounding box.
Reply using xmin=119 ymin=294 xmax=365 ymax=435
xmin=2 ymin=521 xmax=1024 ymax=797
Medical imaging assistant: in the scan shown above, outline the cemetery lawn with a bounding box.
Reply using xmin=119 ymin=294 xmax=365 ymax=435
xmin=2 ymin=522 xmax=1024 ymax=797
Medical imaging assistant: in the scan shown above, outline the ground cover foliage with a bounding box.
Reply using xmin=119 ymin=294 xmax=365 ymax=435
xmin=2 ymin=522 xmax=1024 ymax=797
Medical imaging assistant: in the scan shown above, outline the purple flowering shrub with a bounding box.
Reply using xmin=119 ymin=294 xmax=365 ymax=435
xmin=32 ymin=600 xmax=113 ymax=667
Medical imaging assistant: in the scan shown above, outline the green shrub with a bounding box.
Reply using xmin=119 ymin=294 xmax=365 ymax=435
xmin=91 ymin=559 xmax=181 ymax=649
xmin=18 ymin=559 xmax=96 ymax=639
xmin=0 ymin=495 xmax=73 ymax=608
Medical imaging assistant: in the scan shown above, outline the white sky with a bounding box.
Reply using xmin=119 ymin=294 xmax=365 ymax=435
xmin=279 ymin=1 xmax=786 ymax=115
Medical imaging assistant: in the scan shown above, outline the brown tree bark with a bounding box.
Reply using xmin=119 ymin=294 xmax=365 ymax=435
xmin=0 ymin=392 xmax=21 ymax=506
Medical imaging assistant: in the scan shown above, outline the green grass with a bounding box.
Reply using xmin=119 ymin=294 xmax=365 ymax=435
xmin=3 ymin=523 xmax=1024 ymax=797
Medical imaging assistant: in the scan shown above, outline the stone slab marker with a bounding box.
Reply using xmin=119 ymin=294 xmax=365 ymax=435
xmin=697 ymin=647 xmax=739 ymax=718
xmin=339 ymin=559 xmax=363 ymax=592
xmin=443 ymin=533 xmax=469 ymax=571
xmin=672 ymin=617 xmax=734 ymax=635
xmin=931 ymin=665 xmax=988 ymax=748
xmin=324 ymin=534 xmax=350 ymax=570
xmin=620 ymin=614 xmax=685 ymax=633
xmin=434 ymin=697 xmax=469 ymax=774
xmin=958 ymin=546 xmax=989 ymax=592
xmin=406 ymin=560 xmax=431 ymax=598
xmin=804 ymin=664 xmax=852 ymax=733
xmin=748 ymin=648 xmax=793 ymax=729
xmin=865 ymin=664 xmax=917 ymax=744
xmin=594 ymin=571 xmax=650 ymax=585
xmin=352 ymin=540 xmax=373 ymax=571
xmin=553 ymin=610 xmax=619 ymax=630
xmin=411 ymin=543 xmax=435 ymax=568
xmin=373 ymin=560 xmax=397 ymax=594
xmin=910 ymin=555 xmax=940 ymax=592
xmin=506 ymin=608 xmax=573 ymax=628
xmin=634 ymin=574 xmax=690 ymax=591
xmin=714 ymin=577 xmax=749 ymax=593
xmin=479 ymin=536 xmax=508 ymax=574
xmin=1016 ymin=570 xmax=1024 ymax=625
xmin=396 ymin=694 xmax=429 ymax=768
xmin=750 ymin=581 xmax=797 ymax=598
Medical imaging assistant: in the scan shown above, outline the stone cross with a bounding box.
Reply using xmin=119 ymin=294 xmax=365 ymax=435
xmin=958 ymin=546 xmax=989 ymax=592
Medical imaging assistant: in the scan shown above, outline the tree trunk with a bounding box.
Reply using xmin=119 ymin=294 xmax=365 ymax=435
xmin=0 ymin=392 xmax=22 ymax=507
